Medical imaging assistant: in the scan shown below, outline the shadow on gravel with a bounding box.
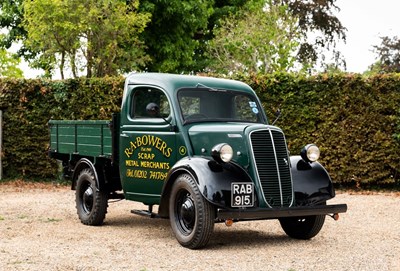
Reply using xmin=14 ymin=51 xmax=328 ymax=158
xmin=97 ymin=211 xmax=312 ymax=249
xmin=103 ymin=214 xmax=170 ymax=228
xmin=207 ymin=228 xmax=295 ymax=250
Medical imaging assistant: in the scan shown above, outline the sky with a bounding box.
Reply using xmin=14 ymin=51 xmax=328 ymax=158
xmin=334 ymin=0 xmax=400 ymax=73
xmin=20 ymin=0 xmax=400 ymax=78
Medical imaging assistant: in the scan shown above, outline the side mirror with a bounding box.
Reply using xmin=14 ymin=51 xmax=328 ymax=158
xmin=145 ymin=102 xmax=177 ymax=132
xmin=146 ymin=103 xmax=160 ymax=117
xmin=272 ymin=108 xmax=281 ymax=125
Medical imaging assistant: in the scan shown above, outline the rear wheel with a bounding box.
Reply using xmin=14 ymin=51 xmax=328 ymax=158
xmin=75 ymin=168 xmax=108 ymax=226
xmin=169 ymin=174 xmax=215 ymax=249
xmin=279 ymin=215 xmax=325 ymax=239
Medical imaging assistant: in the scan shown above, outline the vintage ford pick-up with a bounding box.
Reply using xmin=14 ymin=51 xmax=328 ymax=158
xmin=49 ymin=73 xmax=347 ymax=249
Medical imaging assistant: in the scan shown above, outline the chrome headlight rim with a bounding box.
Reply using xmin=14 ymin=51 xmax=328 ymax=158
xmin=211 ymin=143 xmax=233 ymax=163
xmin=300 ymin=144 xmax=320 ymax=163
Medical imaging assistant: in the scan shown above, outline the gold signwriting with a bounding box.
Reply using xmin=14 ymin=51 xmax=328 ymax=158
xmin=126 ymin=160 xmax=170 ymax=170
xmin=124 ymin=135 xmax=173 ymax=181
xmin=124 ymin=135 xmax=172 ymax=158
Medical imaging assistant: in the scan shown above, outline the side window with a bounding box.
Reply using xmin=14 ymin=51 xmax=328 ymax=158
xmin=130 ymin=87 xmax=170 ymax=119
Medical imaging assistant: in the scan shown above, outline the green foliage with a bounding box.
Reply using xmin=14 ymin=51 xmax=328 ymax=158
xmin=279 ymin=0 xmax=346 ymax=67
xmin=139 ymin=0 xmax=213 ymax=72
xmin=0 ymin=48 xmax=23 ymax=78
xmin=207 ymin=1 xmax=301 ymax=74
xmin=370 ymin=36 xmax=400 ymax=73
xmin=1 ymin=74 xmax=399 ymax=188
xmin=22 ymin=0 xmax=151 ymax=78
xmin=0 ymin=77 xmax=124 ymax=178
xmin=0 ymin=0 xmax=29 ymax=55
xmin=395 ymin=109 xmax=400 ymax=142
xmin=243 ymin=73 xmax=400 ymax=187
xmin=2 ymin=0 xmax=346 ymax=75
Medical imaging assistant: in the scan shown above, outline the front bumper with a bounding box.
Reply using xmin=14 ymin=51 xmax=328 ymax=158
xmin=217 ymin=204 xmax=347 ymax=221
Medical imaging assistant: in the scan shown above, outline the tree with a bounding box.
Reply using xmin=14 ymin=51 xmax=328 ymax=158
xmin=3 ymin=0 xmax=346 ymax=75
xmin=207 ymin=1 xmax=301 ymax=74
xmin=3 ymin=0 xmax=249 ymax=74
xmin=370 ymin=36 xmax=400 ymax=73
xmin=0 ymin=47 xmax=23 ymax=78
xmin=22 ymin=0 xmax=151 ymax=78
xmin=206 ymin=0 xmax=347 ymax=73
xmin=138 ymin=0 xmax=214 ymax=73
xmin=181 ymin=0 xmax=251 ymax=72
xmin=0 ymin=1 xmax=27 ymax=56
xmin=207 ymin=0 xmax=347 ymax=72
xmin=277 ymin=0 xmax=346 ymax=66
xmin=0 ymin=0 xmax=43 ymax=65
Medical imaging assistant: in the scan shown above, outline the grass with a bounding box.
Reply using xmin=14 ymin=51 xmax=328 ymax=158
xmin=44 ymin=218 xmax=62 ymax=223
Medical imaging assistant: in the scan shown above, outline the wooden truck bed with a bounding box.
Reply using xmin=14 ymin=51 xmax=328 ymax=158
xmin=49 ymin=120 xmax=112 ymax=158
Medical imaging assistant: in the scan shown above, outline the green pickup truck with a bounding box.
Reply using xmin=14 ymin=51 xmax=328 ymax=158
xmin=49 ymin=73 xmax=347 ymax=249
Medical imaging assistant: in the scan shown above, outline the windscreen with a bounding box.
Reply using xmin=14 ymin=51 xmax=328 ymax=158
xmin=178 ymin=88 xmax=266 ymax=124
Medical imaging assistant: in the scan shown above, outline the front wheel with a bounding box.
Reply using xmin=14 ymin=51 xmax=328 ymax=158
xmin=169 ymin=174 xmax=215 ymax=249
xmin=75 ymin=168 xmax=108 ymax=226
xmin=279 ymin=215 xmax=325 ymax=239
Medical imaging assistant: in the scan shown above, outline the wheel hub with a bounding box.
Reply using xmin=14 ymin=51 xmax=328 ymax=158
xmin=179 ymin=196 xmax=195 ymax=231
xmin=82 ymin=186 xmax=94 ymax=213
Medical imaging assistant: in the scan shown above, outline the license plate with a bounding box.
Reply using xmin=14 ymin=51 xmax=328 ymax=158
xmin=231 ymin=183 xmax=254 ymax=207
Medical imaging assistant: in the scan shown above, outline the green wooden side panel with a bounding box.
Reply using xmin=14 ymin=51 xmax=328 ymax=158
xmin=49 ymin=120 xmax=112 ymax=157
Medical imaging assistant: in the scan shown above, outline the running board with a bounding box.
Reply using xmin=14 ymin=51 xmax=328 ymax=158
xmin=131 ymin=205 xmax=160 ymax=218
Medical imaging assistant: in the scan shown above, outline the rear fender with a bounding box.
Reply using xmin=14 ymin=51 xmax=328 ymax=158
xmin=290 ymin=155 xmax=335 ymax=205
xmin=71 ymin=158 xmax=104 ymax=191
xmin=158 ymin=157 xmax=253 ymax=218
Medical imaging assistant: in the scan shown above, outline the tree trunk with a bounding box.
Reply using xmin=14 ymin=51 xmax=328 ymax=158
xmin=70 ymin=50 xmax=78 ymax=78
xmin=60 ymin=51 xmax=65 ymax=80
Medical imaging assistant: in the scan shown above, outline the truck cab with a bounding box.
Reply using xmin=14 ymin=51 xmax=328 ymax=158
xmin=49 ymin=73 xmax=346 ymax=249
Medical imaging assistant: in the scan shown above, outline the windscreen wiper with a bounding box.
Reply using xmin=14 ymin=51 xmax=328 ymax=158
xmin=196 ymin=83 xmax=227 ymax=92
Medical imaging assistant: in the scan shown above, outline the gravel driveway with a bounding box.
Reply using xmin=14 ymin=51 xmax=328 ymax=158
xmin=0 ymin=182 xmax=399 ymax=271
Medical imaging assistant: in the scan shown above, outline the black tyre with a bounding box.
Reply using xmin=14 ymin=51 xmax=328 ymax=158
xmin=75 ymin=168 xmax=108 ymax=226
xmin=169 ymin=174 xmax=215 ymax=249
xmin=279 ymin=215 xmax=326 ymax=239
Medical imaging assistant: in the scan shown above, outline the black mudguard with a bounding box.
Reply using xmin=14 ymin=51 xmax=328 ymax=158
xmin=158 ymin=156 xmax=253 ymax=218
xmin=71 ymin=158 xmax=103 ymax=191
xmin=290 ymin=155 xmax=335 ymax=206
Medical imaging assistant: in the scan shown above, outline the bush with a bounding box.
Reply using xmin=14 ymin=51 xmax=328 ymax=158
xmin=243 ymin=73 xmax=400 ymax=187
xmin=0 ymin=73 xmax=399 ymax=188
xmin=0 ymin=77 xmax=124 ymax=178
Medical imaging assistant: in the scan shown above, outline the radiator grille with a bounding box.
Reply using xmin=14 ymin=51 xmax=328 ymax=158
xmin=250 ymin=129 xmax=293 ymax=207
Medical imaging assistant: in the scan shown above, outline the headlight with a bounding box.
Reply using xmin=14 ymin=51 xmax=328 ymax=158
xmin=300 ymin=144 xmax=320 ymax=163
xmin=211 ymin=143 xmax=233 ymax=163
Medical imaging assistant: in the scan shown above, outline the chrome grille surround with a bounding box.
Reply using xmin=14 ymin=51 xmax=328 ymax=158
xmin=249 ymin=128 xmax=294 ymax=208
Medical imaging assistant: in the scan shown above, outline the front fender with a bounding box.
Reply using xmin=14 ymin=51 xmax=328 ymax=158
xmin=158 ymin=156 xmax=253 ymax=218
xmin=290 ymin=155 xmax=335 ymax=205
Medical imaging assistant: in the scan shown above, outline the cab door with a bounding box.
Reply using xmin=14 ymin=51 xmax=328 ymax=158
xmin=119 ymin=86 xmax=177 ymax=205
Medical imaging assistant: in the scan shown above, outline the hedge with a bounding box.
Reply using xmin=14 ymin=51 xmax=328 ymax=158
xmin=0 ymin=73 xmax=399 ymax=188
xmin=240 ymin=73 xmax=400 ymax=187
xmin=0 ymin=77 xmax=124 ymax=178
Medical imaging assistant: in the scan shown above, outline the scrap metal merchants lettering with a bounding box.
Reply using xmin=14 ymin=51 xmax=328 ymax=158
xmin=124 ymin=135 xmax=172 ymax=158
xmin=126 ymin=160 xmax=170 ymax=170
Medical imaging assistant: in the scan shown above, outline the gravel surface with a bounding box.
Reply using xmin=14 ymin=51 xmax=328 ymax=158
xmin=0 ymin=182 xmax=399 ymax=271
